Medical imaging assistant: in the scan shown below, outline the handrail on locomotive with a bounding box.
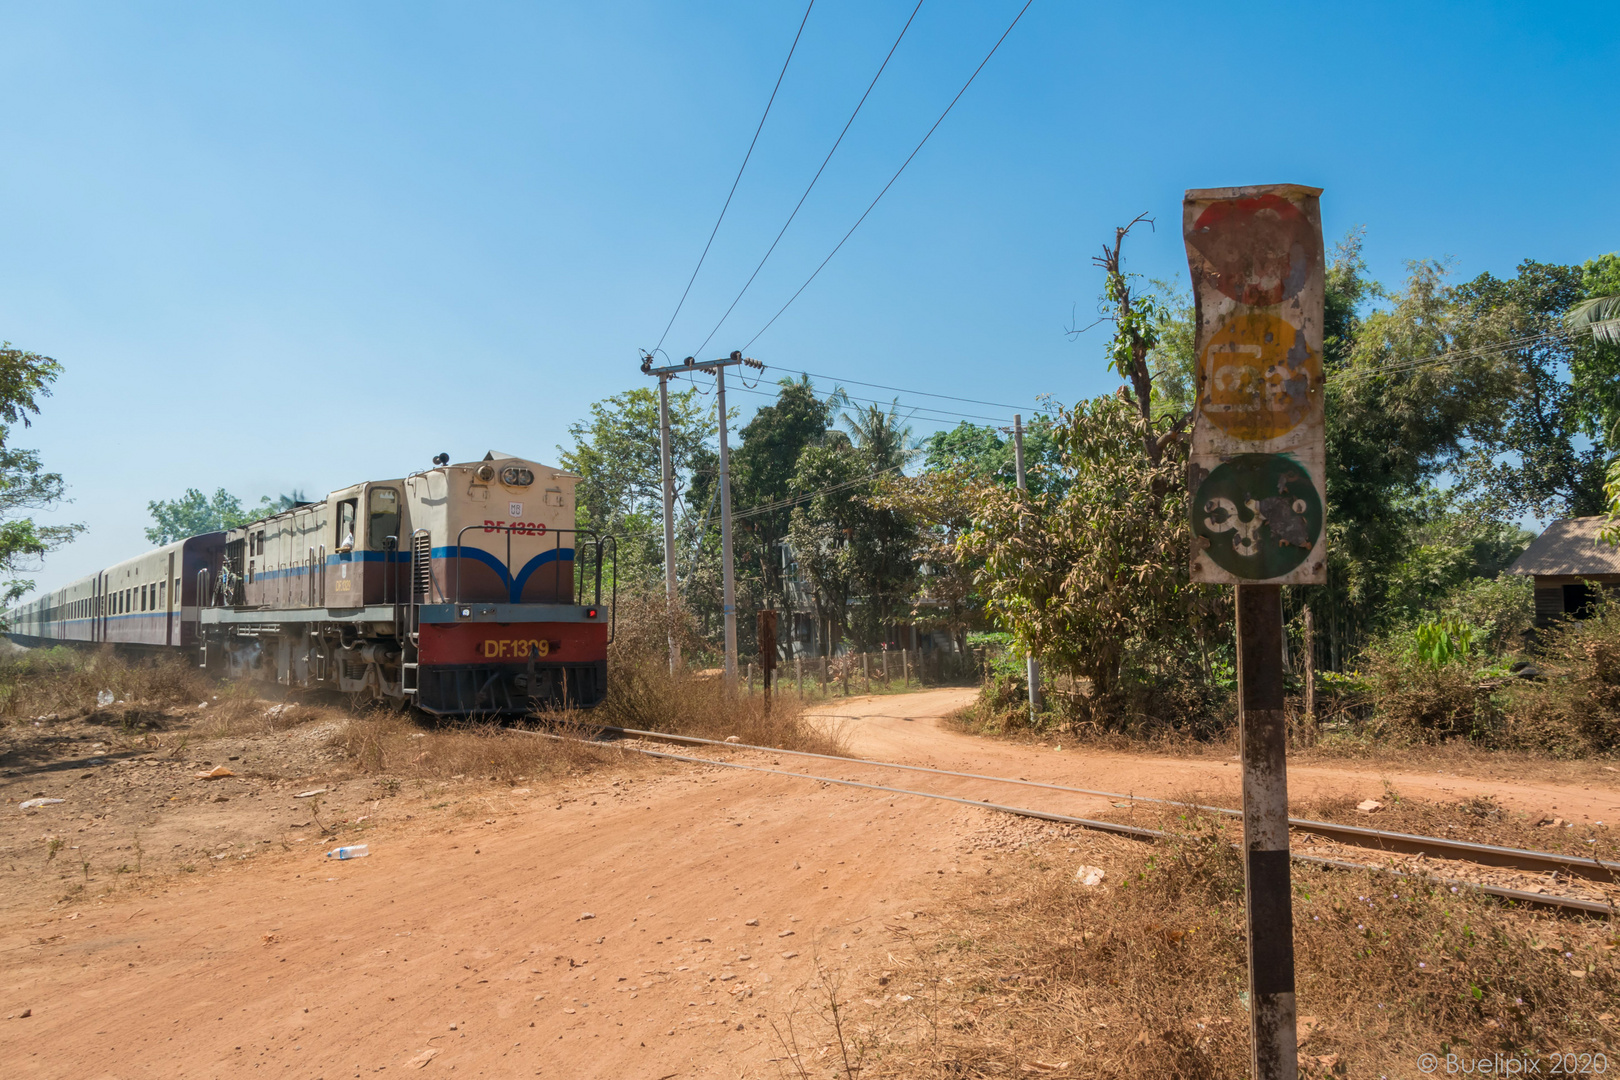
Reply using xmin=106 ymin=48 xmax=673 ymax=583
xmin=449 ymin=523 xmax=617 ymax=644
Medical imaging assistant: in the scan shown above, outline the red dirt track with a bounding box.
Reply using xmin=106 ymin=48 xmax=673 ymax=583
xmin=4 ymin=688 xmax=1617 ymax=1078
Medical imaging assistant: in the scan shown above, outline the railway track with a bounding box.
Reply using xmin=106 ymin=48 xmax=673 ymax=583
xmin=506 ymin=723 xmax=1617 ymax=917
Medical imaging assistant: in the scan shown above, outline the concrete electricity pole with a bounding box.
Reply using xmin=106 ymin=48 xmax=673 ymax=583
xmin=1013 ymin=414 xmax=1041 ymax=722
xmin=643 ymin=350 xmax=761 ymax=685
xmin=656 ymin=374 xmax=680 ymax=673
xmin=714 ymin=363 xmax=737 ymax=683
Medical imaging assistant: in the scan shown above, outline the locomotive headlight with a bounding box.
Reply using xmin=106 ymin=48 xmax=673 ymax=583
xmin=500 ymin=466 xmax=533 ymax=487
xmin=474 ymin=464 xmax=495 ymax=483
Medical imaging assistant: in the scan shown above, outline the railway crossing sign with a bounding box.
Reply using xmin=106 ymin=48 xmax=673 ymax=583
xmin=1185 ymin=183 xmax=1325 ymax=1080
xmin=1185 ymin=184 xmax=1327 ymax=585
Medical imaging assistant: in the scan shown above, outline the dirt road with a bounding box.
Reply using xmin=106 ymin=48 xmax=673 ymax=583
xmin=4 ymin=689 xmax=1617 ymax=1079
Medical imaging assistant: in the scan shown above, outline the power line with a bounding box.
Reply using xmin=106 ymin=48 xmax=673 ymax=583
xmin=649 ymin=0 xmax=815 ymax=358
xmin=760 ymin=362 xmax=1030 ymax=411
xmin=1326 ymin=328 xmax=1572 ymax=384
xmin=690 ymin=0 xmax=927 ymax=360
xmin=742 ymin=0 xmax=1036 ymax=352
xmin=722 ymin=380 xmax=1016 ymax=425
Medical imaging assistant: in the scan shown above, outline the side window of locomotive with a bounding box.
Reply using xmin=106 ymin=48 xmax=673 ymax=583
xmin=368 ymin=487 xmax=400 ymax=549
xmin=337 ymin=500 xmax=357 ymax=552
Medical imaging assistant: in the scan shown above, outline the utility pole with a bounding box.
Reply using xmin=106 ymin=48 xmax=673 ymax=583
xmin=1013 ymin=414 xmax=1041 ymax=722
xmin=657 ymin=375 xmax=680 ymax=673
xmin=642 ymin=349 xmax=762 ymax=686
xmin=715 ymin=363 xmax=737 ymax=683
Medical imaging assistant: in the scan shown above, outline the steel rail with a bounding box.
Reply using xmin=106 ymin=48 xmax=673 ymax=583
xmin=578 ymin=723 xmax=1617 ymax=884
xmin=506 ymin=727 xmax=1614 ymax=917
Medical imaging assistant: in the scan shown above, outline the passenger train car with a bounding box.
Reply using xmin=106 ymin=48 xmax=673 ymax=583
xmin=3 ymin=452 xmax=614 ymax=715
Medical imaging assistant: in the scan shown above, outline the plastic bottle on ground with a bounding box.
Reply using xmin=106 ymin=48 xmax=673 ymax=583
xmin=325 ymin=844 xmax=370 ymax=860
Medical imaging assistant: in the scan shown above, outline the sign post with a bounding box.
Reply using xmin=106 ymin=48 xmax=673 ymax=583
xmin=757 ymin=609 xmax=778 ymax=713
xmin=1184 ymin=184 xmax=1326 ymax=1080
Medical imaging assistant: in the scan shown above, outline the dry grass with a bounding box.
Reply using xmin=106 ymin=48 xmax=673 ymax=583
xmin=596 ymin=588 xmax=843 ymax=754
xmin=840 ymin=810 xmax=1618 ymax=1079
xmin=0 ymin=646 xmax=214 ymax=719
xmin=332 ymin=709 xmax=621 ymax=784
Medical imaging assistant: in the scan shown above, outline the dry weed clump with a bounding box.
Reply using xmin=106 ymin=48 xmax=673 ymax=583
xmin=333 ymin=709 xmax=617 ymax=783
xmin=863 ymin=813 xmax=1616 ymax=1079
xmin=597 ymin=587 xmax=841 ymax=754
xmin=0 ymin=646 xmax=213 ymax=719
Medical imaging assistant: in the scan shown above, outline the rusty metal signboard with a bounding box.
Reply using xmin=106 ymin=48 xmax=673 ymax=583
xmin=1185 ymin=185 xmax=1326 ymax=584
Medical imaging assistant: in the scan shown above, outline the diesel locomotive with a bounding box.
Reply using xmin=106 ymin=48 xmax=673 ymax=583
xmin=2 ymin=451 xmax=614 ymax=715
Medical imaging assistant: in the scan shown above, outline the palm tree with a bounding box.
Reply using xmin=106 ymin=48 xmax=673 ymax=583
xmin=1565 ymin=294 xmax=1620 ymax=343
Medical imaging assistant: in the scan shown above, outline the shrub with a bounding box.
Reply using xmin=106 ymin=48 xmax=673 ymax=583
xmin=1496 ymin=600 xmax=1620 ymax=756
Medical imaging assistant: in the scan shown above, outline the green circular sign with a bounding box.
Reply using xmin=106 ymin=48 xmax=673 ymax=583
xmin=1191 ymin=454 xmax=1323 ymax=579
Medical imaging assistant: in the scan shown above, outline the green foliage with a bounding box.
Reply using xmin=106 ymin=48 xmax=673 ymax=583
xmin=144 ymin=488 xmax=303 ymax=545
xmin=0 ymin=342 xmax=81 ymax=603
xmin=922 ymin=415 xmax=1061 ymax=495
xmin=557 ymin=384 xmax=716 ymax=585
xmin=733 ymin=378 xmax=841 ymax=637
xmin=964 ymin=393 xmax=1225 ymax=728
xmin=1451 ymin=259 xmax=1607 ymax=518
xmin=1408 ymin=617 xmax=1476 ymax=666
xmin=1143 ymin=281 xmax=1196 ymax=416
xmin=787 ymin=403 xmax=918 ymax=651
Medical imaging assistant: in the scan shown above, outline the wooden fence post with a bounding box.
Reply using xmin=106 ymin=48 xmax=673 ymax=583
xmin=1303 ymin=606 xmax=1316 ymax=725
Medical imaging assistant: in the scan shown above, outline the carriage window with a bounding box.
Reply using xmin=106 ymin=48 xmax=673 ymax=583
xmin=368 ymin=487 xmax=400 ymax=550
xmin=337 ymin=500 xmax=357 ymax=551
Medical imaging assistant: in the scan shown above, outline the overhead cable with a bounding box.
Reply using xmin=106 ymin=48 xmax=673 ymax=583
xmin=690 ymin=0 xmax=927 ymax=359
xmin=760 ymin=362 xmax=1030 ymax=411
xmin=721 ymin=380 xmax=1015 ymax=425
xmin=650 ymin=0 xmax=815 ymax=357
xmin=742 ymin=0 xmax=1036 ymax=352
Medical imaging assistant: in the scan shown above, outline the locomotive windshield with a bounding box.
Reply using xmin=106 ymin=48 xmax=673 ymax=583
xmin=368 ymin=487 xmax=400 ymax=548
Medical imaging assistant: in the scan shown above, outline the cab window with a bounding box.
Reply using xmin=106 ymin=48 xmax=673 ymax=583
xmin=368 ymin=487 xmax=401 ymax=550
xmin=337 ymin=500 xmax=357 ymax=551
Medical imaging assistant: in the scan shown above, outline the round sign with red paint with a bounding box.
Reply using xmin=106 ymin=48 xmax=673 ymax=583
xmin=1192 ymin=454 xmax=1323 ymax=579
xmin=1199 ymin=311 xmax=1319 ymax=441
xmin=1188 ymin=194 xmax=1315 ymax=307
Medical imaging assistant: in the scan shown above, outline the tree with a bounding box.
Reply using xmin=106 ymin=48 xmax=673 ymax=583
xmin=1072 ymin=214 xmax=1187 ymax=465
xmin=557 ymin=385 xmax=716 ymax=584
xmin=1450 ymin=259 xmax=1607 ymax=519
xmin=964 ymin=394 xmax=1222 ymax=722
xmin=0 ymin=342 xmax=82 ymax=603
xmin=732 ymin=378 xmax=839 ymax=645
xmin=922 ymin=415 xmax=1062 ymax=496
xmin=964 ymin=221 xmax=1222 ymax=724
xmin=145 ymin=488 xmax=307 ymax=545
xmin=867 ymin=467 xmax=982 ymax=654
xmin=785 ymin=402 xmax=919 ymax=653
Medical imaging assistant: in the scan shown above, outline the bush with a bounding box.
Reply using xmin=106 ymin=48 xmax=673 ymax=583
xmin=591 ymin=587 xmax=839 ymax=754
xmin=1496 ymin=600 xmax=1620 ymax=757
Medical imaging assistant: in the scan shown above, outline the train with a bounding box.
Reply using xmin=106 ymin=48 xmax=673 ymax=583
xmin=1 ymin=451 xmax=615 ymax=716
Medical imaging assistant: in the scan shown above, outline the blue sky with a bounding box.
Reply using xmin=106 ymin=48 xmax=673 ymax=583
xmin=1 ymin=1 xmax=1616 ymax=594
